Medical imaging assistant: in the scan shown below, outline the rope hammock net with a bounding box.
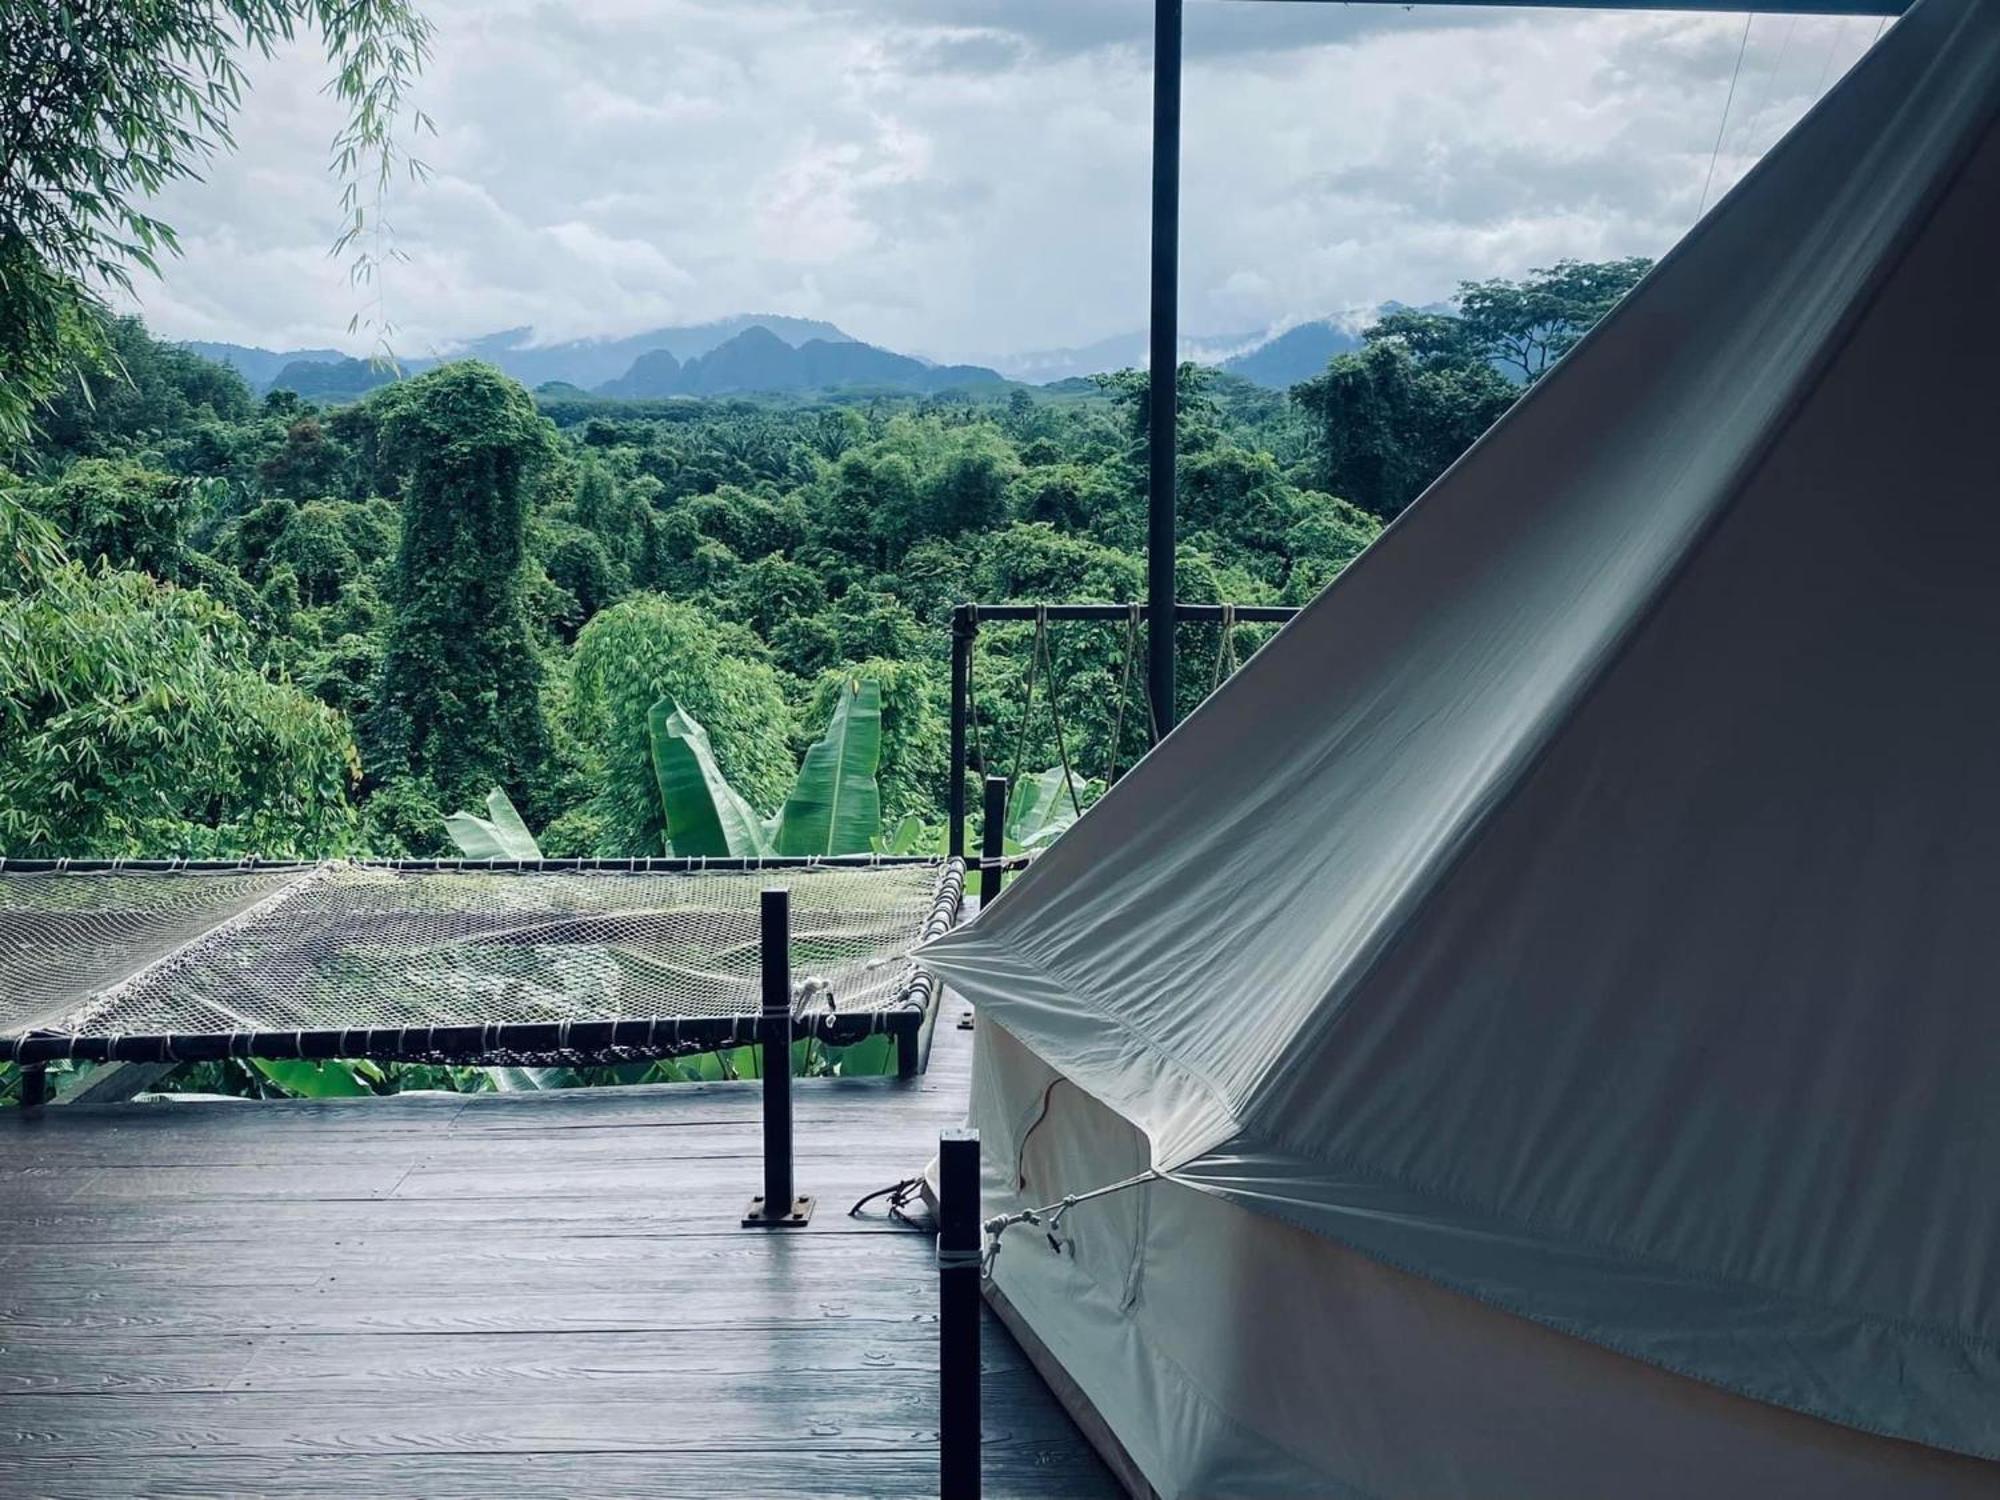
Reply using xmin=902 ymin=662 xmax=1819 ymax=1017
xmin=0 ymin=858 xmax=962 ymax=1065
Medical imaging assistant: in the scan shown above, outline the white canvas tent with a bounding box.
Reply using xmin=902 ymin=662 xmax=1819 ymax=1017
xmin=919 ymin=0 xmax=2000 ymax=1493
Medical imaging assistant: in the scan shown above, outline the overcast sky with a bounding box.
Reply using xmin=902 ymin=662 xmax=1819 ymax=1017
xmin=118 ymin=1 xmax=1887 ymax=361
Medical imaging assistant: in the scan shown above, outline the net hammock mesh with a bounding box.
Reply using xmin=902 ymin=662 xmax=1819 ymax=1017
xmin=0 ymin=861 xmax=954 ymax=1058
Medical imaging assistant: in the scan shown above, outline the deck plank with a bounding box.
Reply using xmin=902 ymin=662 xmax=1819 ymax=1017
xmin=0 ymin=1011 xmax=1118 ymax=1498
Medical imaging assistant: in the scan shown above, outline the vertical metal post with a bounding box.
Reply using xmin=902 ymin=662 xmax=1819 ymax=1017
xmin=1148 ymin=0 xmax=1183 ymax=736
xmin=939 ymin=1127 xmax=982 ymax=1500
xmin=980 ymin=776 xmax=1007 ymax=909
xmin=949 ymin=607 xmax=973 ymax=860
xmin=743 ymin=887 xmax=812 ymax=1226
xmin=20 ymin=1064 xmax=48 ymax=1109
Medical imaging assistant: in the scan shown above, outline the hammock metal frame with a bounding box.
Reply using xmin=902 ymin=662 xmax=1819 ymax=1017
xmin=1 ymin=856 xmax=965 ymax=1077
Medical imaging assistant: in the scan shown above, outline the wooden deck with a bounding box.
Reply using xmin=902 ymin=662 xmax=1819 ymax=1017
xmin=0 ymin=1011 xmax=1119 ymax=1498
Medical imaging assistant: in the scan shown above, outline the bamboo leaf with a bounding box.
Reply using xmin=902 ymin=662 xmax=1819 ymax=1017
xmin=774 ymin=678 xmax=883 ymax=856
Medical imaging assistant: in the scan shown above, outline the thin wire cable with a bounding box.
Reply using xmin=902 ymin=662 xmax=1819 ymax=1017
xmin=1700 ymin=15 xmax=1756 ymax=219
xmin=1810 ymin=16 xmax=1850 ymax=102
xmin=1730 ymin=14 xmax=1800 ymax=170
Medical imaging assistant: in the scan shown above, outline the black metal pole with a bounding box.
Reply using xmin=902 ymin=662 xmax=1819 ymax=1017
xmin=743 ymin=887 xmax=812 ymax=1226
xmin=19 ymin=1064 xmax=48 ymax=1109
xmin=939 ymin=1126 xmax=982 ymax=1500
xmin=949 ymin=607 xmax=973 ymax=860
xmin=980 ymin=776 xmax=1008 ymax=909
xmin=1147 ymin=0 xmax=1183 ymax=735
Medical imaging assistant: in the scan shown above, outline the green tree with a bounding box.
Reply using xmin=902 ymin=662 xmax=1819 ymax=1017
xmin=361 ymin=363 xmax=553 ymax=809
xmin=0 ymin=0 xmax=431 ymax=445
xmin=1282 ymin=494 xmax=1383 ymax=603
xmin=260 ymin=416 xmax=349 ymax=500
xmin=1369 ymin=257 xmax=1653 ymax=383
xmin=1291 ymin=341 xmax=1515 ymax=520
xmin=31 ymin=316 xmax=255 ymax=461
xmin=0 ymin=506 xmax=357 ymax=854
xmin=24 ymin=458 xmax=195 ymax=576
xmin=568 ymin=595 xmax=796 ymax=854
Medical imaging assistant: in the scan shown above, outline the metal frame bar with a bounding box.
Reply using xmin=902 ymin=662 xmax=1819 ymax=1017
xmin=744 ymin=886 xmax=814 ymax=1227
xmin=1235 ymin=1 xmax=1901 ymax=9
xmin=1147 ymin=0 xmax=1184 ymax=736
xmin=938 ymin=1127 xmax=983 ymax=1499
xmin=980 ymin=777 xmax=1009 ymax=910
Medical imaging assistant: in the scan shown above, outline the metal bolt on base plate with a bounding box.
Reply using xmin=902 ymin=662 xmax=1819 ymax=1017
xmin=742 ymin=1194 xmax=815 ymax=1227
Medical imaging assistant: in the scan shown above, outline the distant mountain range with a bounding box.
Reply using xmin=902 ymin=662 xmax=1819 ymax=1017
xmin=192 ymin=316 xmax=1006 ymax=402
xmin=186 ymin=303 xmax=1441 ymax=402
xmin=971 ymin=304 xmax=1442 ymax=387
xmin=594 ymin=326 xmax=1007 ymax=399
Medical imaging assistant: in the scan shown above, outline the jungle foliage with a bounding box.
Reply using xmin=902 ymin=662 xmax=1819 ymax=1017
xmin=1 ymin=257 xmax=1651 ymax=862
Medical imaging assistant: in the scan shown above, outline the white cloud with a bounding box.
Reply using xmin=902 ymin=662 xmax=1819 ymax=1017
xmin=112 ymin=1 xmax=1887 ymax=360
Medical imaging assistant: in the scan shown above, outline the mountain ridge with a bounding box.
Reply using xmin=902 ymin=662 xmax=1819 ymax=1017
xmin=184 ymin=303 xmax=1448 ymax=400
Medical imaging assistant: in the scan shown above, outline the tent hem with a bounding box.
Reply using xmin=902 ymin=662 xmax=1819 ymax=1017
xmin=1176 ymin=1147 xmax=2000 ymax=1463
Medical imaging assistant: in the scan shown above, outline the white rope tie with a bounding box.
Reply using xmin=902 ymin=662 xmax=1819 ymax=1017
xmin=980 ymin=1168 xmax=1163 ymax=1275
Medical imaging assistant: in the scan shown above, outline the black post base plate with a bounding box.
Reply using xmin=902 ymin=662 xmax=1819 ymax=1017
xmin=741 ymin=1194 xmax=815 ymax=1228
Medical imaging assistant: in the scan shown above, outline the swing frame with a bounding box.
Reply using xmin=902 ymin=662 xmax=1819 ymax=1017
xmin=944 ymin=600 xmax=1299 ymax=858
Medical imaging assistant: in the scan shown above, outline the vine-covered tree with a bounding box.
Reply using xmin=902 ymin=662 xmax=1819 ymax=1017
xmin=362 ymin=363 xmax=553 ymax=810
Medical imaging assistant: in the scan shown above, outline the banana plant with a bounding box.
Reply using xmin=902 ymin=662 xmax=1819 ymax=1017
xmin=1005 ymin=766 xmax=1102 ymax=849
xmin=648 ymin=700 xmax=778 ymax=857
xmin=874 ymin=812 xmax=934 ymax=855
xmin=773 ymin=678 xmax=882 ymax=855
xmin=443 ymin=787 xmax=544 ymax=860
xmin=648 ymin=679 xmax=886 ymax=858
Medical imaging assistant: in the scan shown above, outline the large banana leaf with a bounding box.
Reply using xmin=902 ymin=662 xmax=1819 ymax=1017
xmin=250 ymin=1058 xmax=375 ymax=1098
xmin=648 ymin=698 xmax=774 ymax=857
xmin=444 ymin=787 xmax=543 ymax=860
xmin=1006 ymin=766 xmax=1102 ymax=849
xmin=485 ymin=1066 xmax=580 ymax=1091
xmin=775 ymin=678 xmax=883 ymax=856
xmin=873 ymin=812 xmax=933 ymax=856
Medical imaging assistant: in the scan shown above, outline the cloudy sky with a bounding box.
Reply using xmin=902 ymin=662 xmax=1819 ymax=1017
xmin=119 ymin=1 xmax=1887 ymax=362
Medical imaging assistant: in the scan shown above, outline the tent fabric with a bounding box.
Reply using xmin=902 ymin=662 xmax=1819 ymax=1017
xmin=969 ymin=1017 xmax=2000 ymax=1499
xmin=920 ymin=0 xmax=2000 ymax=1482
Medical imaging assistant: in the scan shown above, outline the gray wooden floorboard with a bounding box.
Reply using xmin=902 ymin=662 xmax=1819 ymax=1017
xmin=0 ymin=1008 xmax=1119 ymax=1497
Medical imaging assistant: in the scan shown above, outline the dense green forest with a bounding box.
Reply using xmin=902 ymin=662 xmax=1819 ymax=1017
xmin=0 ymin=257 xmax=1646 ymax=863
xmin=0 ymin=258 xmax=1644 ymax=863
